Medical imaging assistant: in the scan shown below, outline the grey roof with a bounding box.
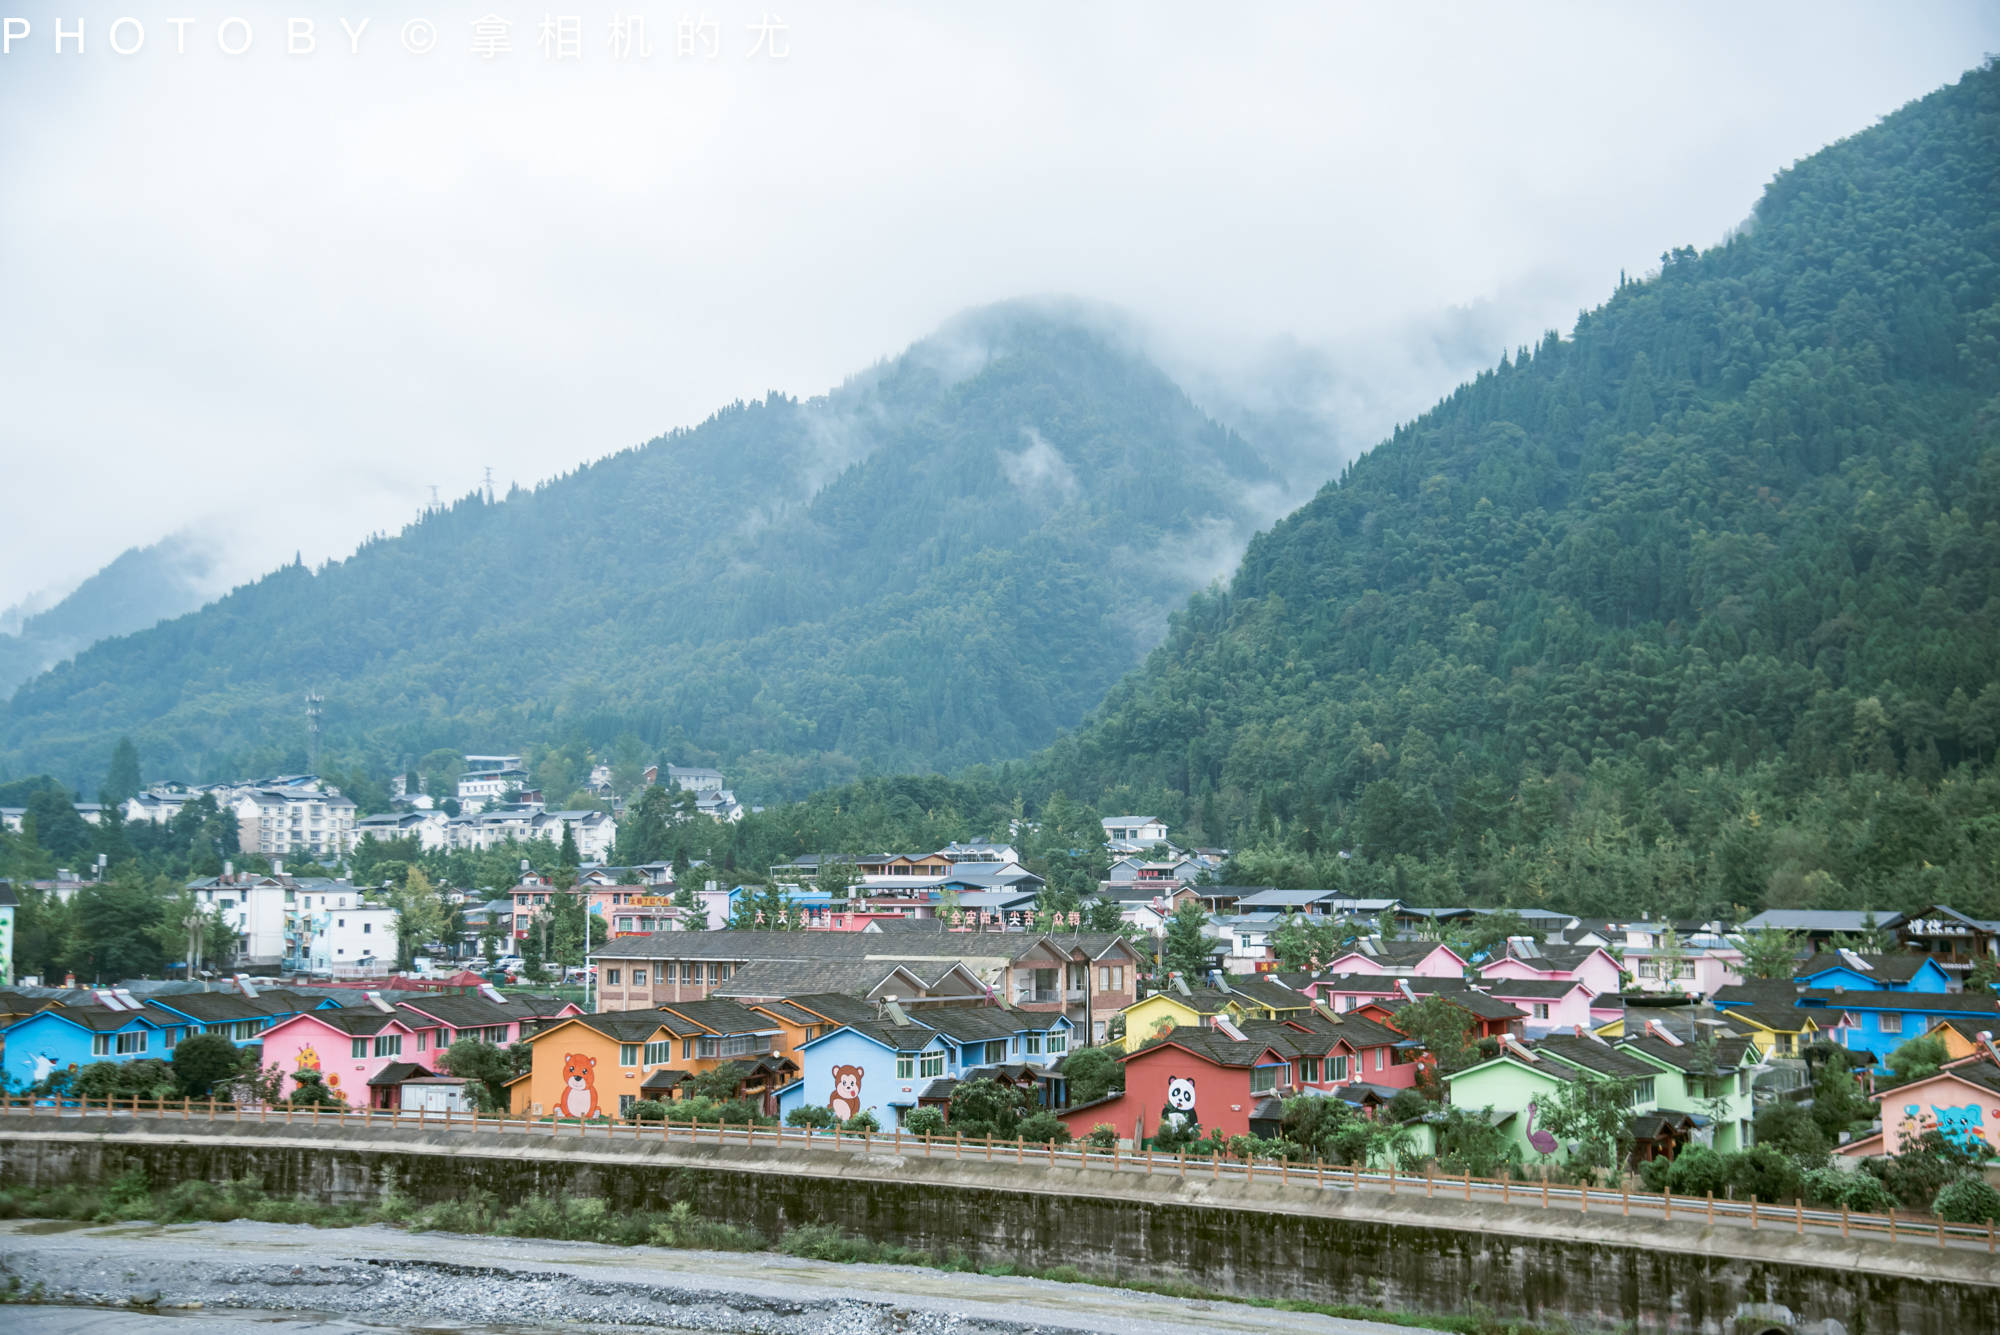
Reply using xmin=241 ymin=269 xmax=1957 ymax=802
xmin=653 ymin=999 xmax=781 ymax=1036
xmin=1800 ymin=989 xmax=2000 ymax=1016
xmin=1233 ymin=888 xmax=1346 ymax=909
xmin=709 ymin=959 xmax=930 ymax=1000
xmin=1618 ymin=1035 xmax=1760 ymax=1075
xmin=1738 ymin=910 xmax=1908 ymax=933
xmin=1532 ymin=1036 xmax=1661 ymax=1081
xmin=1795 ymin=953 xmax=1939 ymax=983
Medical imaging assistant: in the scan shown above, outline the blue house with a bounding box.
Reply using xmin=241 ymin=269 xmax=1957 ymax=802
xmin=1793 ymin=951 xmax=1954 ymax=993
xmin=775 ymin=1001 xmax=1075 ymax=1130
xmin=1796 ymin=988 xmax=2000 ymax=1067
xmin=0 ymin=986 xmax=347 ymax=1093
xmin=1 ymin=1002 xmax=189 ymax=1092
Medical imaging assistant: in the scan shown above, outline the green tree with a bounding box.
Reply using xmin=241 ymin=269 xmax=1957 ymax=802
xmin=437 ymin=1039 xmax=530 ymax=1112
xmin=101 ymin=737 xmax=142 ymax=807
xmin=1058 ymin=1045 xmax=1124 ymax=1105
xmin=1538 ymin=1077 xmax=1634 ymax=1180
xmin=946 ymin=1077 xmax=1027 ymax=1140
xmin=1160 ymin=899 xmax=1213 ymax=982
xmin=1880 ymin=1035 xmax=1949 ymax=1087
xmin=170 ymin=1034 xmax=247 ymax=1099
xmin=1738 ymin=928 xmax=1802 ymax=981
xmin=1386 ymin=994 xmax=1479 ymax=1073
xmin=390 ymin=867 xmax=451 ymax=968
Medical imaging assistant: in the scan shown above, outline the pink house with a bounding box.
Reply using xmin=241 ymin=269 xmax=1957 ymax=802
xmin=259 ymin=1007 xmax=432 ymax=1108
xmin=1322 ymin=942 xmax=1470 ymax=979
xmin=1478 ymin=945 xmax=1623 ymax=996
xmin=1839 ymin=1046 xmax=2000 ymax=1160
xmin=392 ymin=990 xmax=579 ymax=1047
xmin=1476 ymin=978 xmax=1596 ymax=1031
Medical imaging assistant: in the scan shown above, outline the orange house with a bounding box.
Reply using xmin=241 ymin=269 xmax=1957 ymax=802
xmin=507 ymin=1002 xmax=786 ymax=1118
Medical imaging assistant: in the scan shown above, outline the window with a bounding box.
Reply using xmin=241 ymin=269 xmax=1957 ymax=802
xmin=705 ymin=964 xmax=719 ymax=985
xmin=1024 ymin=1033 xmax=1042 ymax=1055
xmin=1250 ymin=1064 xmax=1282 ymax=1093
xmin=1301 ymin=1057 xmax=1321 ymax=1083
xmin=1335 ymin=995 xmax=1351 ymax=1013
xmin=1046 ymin=1031 xmax=1068 ymax=1056
xmin=985 ymin=1040 xmax=1008 ymax=1064
xmin=644 ymin=1040 xmax=673 ymax=1066
xmin=374 ymin=1035 xmax=402 ymax=1058
xmin=113 ymin=1032 xmax=147 ymax=1056
xmin=337 ymin=918 xmax=346 ymax=928
xmin=683 ymin=1038 xmax=694 ymax=1060
xmin=417 ymin=1031 xmax=428 ymax=1052
xmin=619 ymin=1094 xmax=635 ymax=1114
xmin=351 ymin=1038 xmax=369 ymax=1059
xmin=1633 ymin=1077 xmax=1655 ymax=1105
xmin=919 ymin=1051 xmax=945 ymax=1079
xmin=164 ymin=1029 xmax=178 ymax=1049
xmin=1330 ymin=1054 xmax=1348 ymax=1082
xmin=363 ymin=923 xmax=372 ymax=934
xmin=896 ymin=1055 xmax=915 ymax=1080
xmin=1532 ymin=1003 xmax=1550 ymax=1020
xmin=1879 ymin=1011 xmax=1902 ymax=1034
xmin=1374 ymin=1047 xmax=1385 ymax=1071
xmin=605 ymin=969 xmax=621 ymax=986
xmin=620 ymin=1044 xmax=640 ymax=1067
xmin=681 ymin=962 xmax=695 ymax=984
xmin=634 ymin=970 xmax=647 ymax=986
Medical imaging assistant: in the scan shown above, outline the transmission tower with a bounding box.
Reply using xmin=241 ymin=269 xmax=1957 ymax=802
xmin=483 ymin=466 xmax=496 ymax=504
xmin=305 ymin=692 xmax=323 ymax=773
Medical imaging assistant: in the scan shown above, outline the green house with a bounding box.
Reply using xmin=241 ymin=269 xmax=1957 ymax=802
xmin=1616 ymin=1032 xmax=1762 ymax=1152
xmin=1442 ymin=1035 xmax=1680 ymax=1167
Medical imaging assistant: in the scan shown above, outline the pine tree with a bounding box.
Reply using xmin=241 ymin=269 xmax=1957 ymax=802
xmin=101 ymin=737 xmax=141 ymax=807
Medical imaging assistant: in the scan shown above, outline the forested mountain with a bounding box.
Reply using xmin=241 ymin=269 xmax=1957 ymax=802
xmin=0 ymin=534 xmax=223 ymax=697
xmin=1026 ymin=63 xmax=2000 ymax=919
xmin=0 ymin=304 xmax=1282 ymax=798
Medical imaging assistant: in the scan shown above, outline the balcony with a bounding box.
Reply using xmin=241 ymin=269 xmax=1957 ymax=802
xmin=1015 ymin=989 xmax=1060 ymax=1005
xmin=1065 ymin=987 xmax=1088 ymax=1002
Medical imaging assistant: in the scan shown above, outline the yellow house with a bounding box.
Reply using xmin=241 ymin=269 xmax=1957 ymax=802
xmin=1924 ymin=1017 xmax=1987 ymax=1062
xmin=1715 ymin=1005 xmax=1821 ymax=1058
xmin=508 ymin=1001 xmax=786 ymax=1118
xmin=1116 ymin=977 xmax=1314 ymax=1051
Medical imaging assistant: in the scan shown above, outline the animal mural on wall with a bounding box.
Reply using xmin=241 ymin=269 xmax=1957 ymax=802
xmin=829 ymin=1064 xmax=864 ymax=1122
xmin=294 ymin=1045 xmax=321 ymax=1073
xmin=560 ymin=1053 xmax=602 ymax=1119
xmin=1160 ymin=1075 xmax=1198 ymax=1133
xmin=1900 ymin=1101 xmax=1991 ymax=1154
xmin=1524 ymin=1098 xmax=1559 ymax=1156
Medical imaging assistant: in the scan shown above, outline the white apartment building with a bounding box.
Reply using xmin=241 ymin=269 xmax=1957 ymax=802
xmin=231 ymin=784 xmax=357 ymax=858
xmin=304 ymin=901 xmax=399 ymax=977
xmin=457 ymin=767 xmax=529 ymax=810
xmin=353 ymin=809 xmax=451 ymax=852
xmin=188 ymin=878 xmax=291 ymax=967
xmin=442 ymin=805 xmax=615 ymax=861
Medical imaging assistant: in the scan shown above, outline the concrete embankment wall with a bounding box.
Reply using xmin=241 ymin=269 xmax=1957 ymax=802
xmin=1 ymin=1116 xmax=1992 ymax=1334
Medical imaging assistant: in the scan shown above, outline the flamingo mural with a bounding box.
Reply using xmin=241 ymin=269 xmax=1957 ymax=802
xmin=1524 ymin=1098 xmax=1558 ymax=1156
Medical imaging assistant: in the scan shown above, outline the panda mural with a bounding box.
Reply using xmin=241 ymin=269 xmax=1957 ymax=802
xmin=1160 ymin=1075 xmax=1198 ymax=1133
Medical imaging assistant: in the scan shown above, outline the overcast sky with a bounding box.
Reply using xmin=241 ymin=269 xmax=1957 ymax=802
xmin=2 ymin=1 xmax=1996 ymax=611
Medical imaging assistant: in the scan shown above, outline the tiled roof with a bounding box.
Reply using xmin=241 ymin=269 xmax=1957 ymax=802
xmin=1532 ymin=1035 xmax=1660 ymax=1081
xmin=1618 ymin=1035 xmax=1759 ymax=1075
xmin=1800 ymin=989 xmax=2000 ymax=1016
xmin=1794 ymin=953 xmax=1937 ymax=983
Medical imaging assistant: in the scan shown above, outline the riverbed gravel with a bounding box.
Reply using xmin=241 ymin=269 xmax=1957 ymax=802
xmin=0 ymin=1220 xmax=1418 ymax=1335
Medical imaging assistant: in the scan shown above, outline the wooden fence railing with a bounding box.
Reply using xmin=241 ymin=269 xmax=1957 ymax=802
xmin=2 ymin=1094 xmax=1992 ymax=1252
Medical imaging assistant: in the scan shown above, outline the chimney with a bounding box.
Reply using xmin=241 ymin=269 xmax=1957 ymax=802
xmin=364 ymin=991 xmax=395 ymax=1013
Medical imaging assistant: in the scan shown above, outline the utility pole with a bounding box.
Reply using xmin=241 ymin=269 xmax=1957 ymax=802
xmin=482 ymin=466 xmax=495 ymax=505
xmin=305 ymin=693 xmax=323 ymax=774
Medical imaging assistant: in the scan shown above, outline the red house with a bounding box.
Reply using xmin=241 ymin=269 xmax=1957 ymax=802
xmin=1057 ymin=1008 xmax=1416 ymax=1145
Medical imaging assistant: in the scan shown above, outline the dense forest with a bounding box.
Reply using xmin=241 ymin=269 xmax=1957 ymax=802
xmin=0 ymin=533 xmax=221 ymax=697
xmin=1017 ymin=62 xmax=2000 ymax=920
xmin=0 ymin=305 xmax=1281 ymax=800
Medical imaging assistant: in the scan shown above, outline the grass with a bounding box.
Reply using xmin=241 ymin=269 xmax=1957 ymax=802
xmin=0 ymin=1176 xmax=1570 ymax=1332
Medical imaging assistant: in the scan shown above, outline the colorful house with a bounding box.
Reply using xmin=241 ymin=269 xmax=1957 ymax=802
xmin=1616 ymin=1030 xmax=1763 ymax=1152
xmin=1794 ymin=989 xmax=2000 ymax=1067
xmin=1477 ymin=944 xmax=1623 ymax=997
xmin=0 ymin=1001 xmax=193 ymax=1092
xmin=775 ymin=1001 xmax=1074 ymax=1130
xmin=1320 ymin=941 xmax=1471 ymax=979
xmin=259 ymin=1006 xmax=428 ymax=1107
xmin=1473 ymin=978 xmax=1597 ymax=1032
xmin=1839 ymin=1044 xmax=2000 ymax=1161
xmin=391 ymin=989 xmax=580 ymax=1048
xmin=1791 ymin=952 xmax=1954 ymax=994
xmin=507 ymin=1001 xmax=786 ymax=1117
xmin=1710 ymin=1004 xmax=1822 ymax=1059
xmin=1441 ymin=1034 xmax=1681 ymax=1167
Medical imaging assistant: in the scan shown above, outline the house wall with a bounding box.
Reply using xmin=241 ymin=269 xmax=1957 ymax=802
xmin=1485 ymin=988 xmax=1592 ymax=1029
xmin=1121 ymin=1044 xmax=1255 ymax=1142
xmin=1117 ymin=995 xmax=1203 ymax=1051
xmin=791 ymin=1028 xmax=947 ymax=1130
xmin=259 ymin=1015 xmax=423 ymax=1108
xmin=510 ymin=1021 xmax=656 ymax=1119
xmin=1875 ymin=1070 xmax=2000 ymax=1159
xmin=1 ymin=1014 xmax=172 ymax=1092
xmin=1440 ymin=1062 xmax=1571 ymax=1165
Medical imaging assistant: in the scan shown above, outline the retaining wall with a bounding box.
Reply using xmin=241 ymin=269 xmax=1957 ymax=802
xmin=1 ymin=1116 xmax=1992 ymax=1334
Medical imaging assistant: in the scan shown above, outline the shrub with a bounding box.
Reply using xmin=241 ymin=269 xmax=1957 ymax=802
xmin=1084 ymin=1123 xmax=1119 ymax=1153
xmin=625 ymin=1100 xmax=668 ymax=1123
xmin=1800 ymin=1167 xmax=1897 ymax=1214
xmin=647 ymin=1200 xmax=765 ymax=1251
xmin=786 ymin=1105 xmax=835 ymax=1129
xmin=1726 ymin=1145 xmax=1805 ymax=1205
xmin=1017 ymin=1111 xmax=1071 ymax=1146
xmin=1752 ymin=1102 xmax=1829 ymax=1163
xmin=1934 ymin=1177 xmax=2000 ymax=1225
xmin=170 ymin=1036 xmax=247 ymax=1099
xmin=1664 ymin=1146 xmax=1730 ymax=1198
xmin=902 ymin=1107 xmax=946 ymax=1137
xmin=841 ymin=1110 xmax=880 ymax=1133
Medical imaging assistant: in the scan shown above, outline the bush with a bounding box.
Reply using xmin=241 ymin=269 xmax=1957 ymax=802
xmin=170 ymin=1036 xmax=247 ymax=1099
xmin=902 ymin=1107 xmax=946 ymax=1137
xmin=1084 ymin=1123 xmax=1119 ymax=1153
xmin=1800 ymin=1167 xmax=1897 ymax=1214
xmin=1933 ymin=1177 xmax=2000 ymax=1225
xmin=786 ymin=1105 xmax=835 ymax=1130
xmin=1017 ymin=1111 xmax=1071 ymax=1146
xmin=841 ymin=1111 xmax=880 ymax=1133
xmin=1726 ymin=1145 xmax=1805 ymax=1205
xmin=1752 ymin=1102 xmax=1829 ymax=1163
xmin=647 ymin=1200 xmax=765 ymax=1251
xmin=1058 ymin=1046 xmax=1124 ymax=1105
xmin=1867 ymin=1129 xmax=1985 ymax=1209
xmin=1664 ymin=1146 xmax=1731 ymax=1198
xmin=625 ymin=1100 xmax=668 ymax=1123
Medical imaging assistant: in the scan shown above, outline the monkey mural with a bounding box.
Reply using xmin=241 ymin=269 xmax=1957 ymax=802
xmin=1160 ymin=1074 xmax=1198 ymax=1133
xmin=560 ymin=1052 xmax=602 ymax=1119
xmin=829 ymin=1064 xmax=865 ymax=1122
